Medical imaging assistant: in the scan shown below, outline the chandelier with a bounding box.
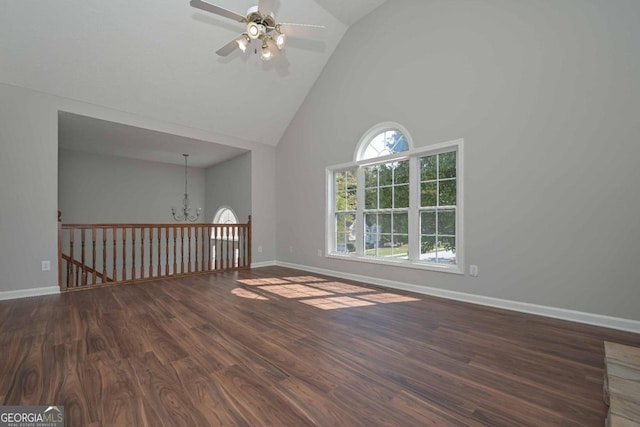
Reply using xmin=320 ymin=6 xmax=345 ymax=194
xmin=172 ymin=154 xmax=201 ymax=222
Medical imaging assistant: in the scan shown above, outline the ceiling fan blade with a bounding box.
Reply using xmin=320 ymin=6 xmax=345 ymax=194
xmin=216 ymin=38 xmax=240 ymax=56
xmin=190 ymin=0 xmax=246 ymax=23
xmin=258 ymin=0 xmax=274 ymax=15
xmin=278 ymin=23 xmax=326 ymax=38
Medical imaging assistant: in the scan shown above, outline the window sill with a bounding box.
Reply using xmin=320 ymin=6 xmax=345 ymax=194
xmin=326 ymin=253 xmax=464 ymax=275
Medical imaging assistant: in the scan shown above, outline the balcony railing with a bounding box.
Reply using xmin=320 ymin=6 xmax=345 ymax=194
xmin=58 ymin=212 xmax=251 ymax=291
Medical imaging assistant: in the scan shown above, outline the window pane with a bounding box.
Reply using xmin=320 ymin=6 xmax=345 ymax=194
xmin=379 ymin=164 xmax=393 ymax=186
xmin=421 ymin=236 xmax=437 ymax=257
xmin=335 ymin=172 xmax=344 ymax=210
xmin=393 ymin=160 xmax=409 ymax=184
xmin=394 ymin=235 xmax=409 ymax=246
xmin=438 ymin=210 xmax=455 ymax=235
xmin=394 ymin=184 xmax=409 ymax=208
xmin=393 ymin=235 xmax=409 ymax=258
xmin=421 ymin=182 xmax=437 ymax=207
xmin=439 ymin=151 xmax=456 ymax=179
xmin=335 ymin=213 xmax=356 ymax=254
xmin=375 ymin=214 xmax=390 ymax=233
xmin=335 ymin=171 xmax=346 ymax=192
xmin=387 ymin=131 xmax=409 ymax=153
xmin=335 ymin=169 xmax=357 ymax=212
xmin=336 ymin=232 xmax=348 ymax=253
xmin=365 ymin=166 xmax=378 ymax=188
xmin=437 ymin=237 xmax=456 ymax=264
xmin=365 ymin=214 xmax=378 ymax=249
xmin=363 ymin=133 xmax=386 ymax=160
xmin=421 ymin=155 xmax=437 ymax=181
xmin=335 ymin=192 xmax=345 ymax=211
xmin=379 ymin=186 xmax=393 ymax=209
xmin=421 ymin=211 xmax=436 ymax=235
xmin=378 ymin=234 xmax=392 ymax=248
xmin=346 ymin=188 xmax=357 ymax=211
xmin=346 ymin=169 xmax=358 ymax=189
xmin=365 ymin=188 xmax=377 ymax=210
xmin=439 ymin=180 xmax=456 ymax=206
xmin=365 ymin=213 xmax=376 ymax=225
xmin=393 ymin=213 xmax=408 ymax=234
xmin=335 ymin=213 xmax=348 ymax=233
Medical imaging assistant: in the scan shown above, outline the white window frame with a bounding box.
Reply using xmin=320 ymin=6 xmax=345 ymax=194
xmin=326 ymin=136 xmax=464 ymax=275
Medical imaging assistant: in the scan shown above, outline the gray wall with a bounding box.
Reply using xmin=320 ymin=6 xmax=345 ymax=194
xmin=205 ymin=152 xmax=251 ymax=225
xmin=275 ymin=0 xmax=640 ymax=320
xmin=0 ymin=85 xmax=58 ymax=292
xmin=251 ymin=145 xmax=277 ymax=263
xmin=59 ymin=149 xmax=205 ymax=224
xmin=0 ymin=83 xmax=276 ymax=293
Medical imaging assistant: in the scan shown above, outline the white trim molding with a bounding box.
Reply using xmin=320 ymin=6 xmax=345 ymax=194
xmin=0 ymin=286 xmax=60 ymax=301
xmin=274 ymin=261 xmax=640 ymax=334
xmin=251 ymin=260 xmax=277 ymax=268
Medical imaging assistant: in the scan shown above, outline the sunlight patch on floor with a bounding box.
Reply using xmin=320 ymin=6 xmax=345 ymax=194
xmin=232 ymin=276 xmax=419 ymax=310
xmin=258 ymin=284 xmax=334 ymax=298
xmin=231 ymin=288 xmax=269 ymax=300
xmin=282 ymin=276 xmax=326 ymax=283
xmin=301 ymin=296 xmax=376 ymax=310
xmin=306 ymin=281 xmax=372 ymax=294
xmin=237 ymin=278 xmax=291 ymax=286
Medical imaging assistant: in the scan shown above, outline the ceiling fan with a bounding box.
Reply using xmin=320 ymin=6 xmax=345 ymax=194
xmin=190 ymin=0 xmax=326 ymax=61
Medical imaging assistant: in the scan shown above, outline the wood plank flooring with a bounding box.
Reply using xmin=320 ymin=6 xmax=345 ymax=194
xmin=1 ymin=266 xmax=639 ymax=426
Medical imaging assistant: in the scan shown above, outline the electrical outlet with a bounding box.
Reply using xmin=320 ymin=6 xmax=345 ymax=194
xmin=258 ymin=246 xmax=263 ymax=253
xmin=317 ymin=249 xmax=323 ymax=257
xmin=469 ymin=265 xmax=478 ymax=277
xmin=41 ymin=260 xmax=51 ymax=272
xmin=289 ymin=246 xmax=293 ymax=253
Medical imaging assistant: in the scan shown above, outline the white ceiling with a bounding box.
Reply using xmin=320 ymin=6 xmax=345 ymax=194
xmin=59 ymin=112 xmax=248 ymax=168
xmin=0 ymin=0 xmax=387 ymax=153
xmin=315 ymin=0 xmax=388 ymax=26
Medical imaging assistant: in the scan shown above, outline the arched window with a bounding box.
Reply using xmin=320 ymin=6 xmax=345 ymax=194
xmin=213 ymin=207 xmax=238 ymax=224
xmin=212 ymin=206 xmax=239 ymax=266
xmin=328 ymin=123 xmax=463 ymax=274
xmin=355 ymin=122 xmax=413 ymax=162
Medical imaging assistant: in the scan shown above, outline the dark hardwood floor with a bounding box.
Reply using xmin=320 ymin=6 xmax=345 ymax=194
xmin=1 ymin=266 xmax=639 ymax=426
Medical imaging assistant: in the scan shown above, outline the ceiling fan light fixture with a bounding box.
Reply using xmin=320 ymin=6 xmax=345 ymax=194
xmin=275 ymin=32 xmax=286 ymax=50
xmin=261 ymin=42 xmax=273 ymax=61
xmin=236 ymin=34 xmax=250 ymax=52
xmin=247 ymin=21 xmax=263 ymax=40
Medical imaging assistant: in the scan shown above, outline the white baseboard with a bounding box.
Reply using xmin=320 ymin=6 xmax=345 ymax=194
xmin=251 ymin=260 xmax=277 ymax=269
xmin=0 ymin=286 xmax=60 ymax=301
xmin=274 ymin=261 xmax=640 ymax=334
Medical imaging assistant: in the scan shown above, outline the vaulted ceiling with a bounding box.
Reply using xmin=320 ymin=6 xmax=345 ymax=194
xmin=0 ymin=0 xmax=387 ymax=149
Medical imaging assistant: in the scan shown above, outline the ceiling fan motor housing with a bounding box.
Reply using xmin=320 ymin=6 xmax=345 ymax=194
xmin=246 ymin=5 xmax=276 ymax=40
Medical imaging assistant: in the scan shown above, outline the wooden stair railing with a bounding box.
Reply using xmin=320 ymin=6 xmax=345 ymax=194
xmin=58 ymin=212 xmax=252 ymax=291
xmin=61 ymin=253 xmax=114 ymax=287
